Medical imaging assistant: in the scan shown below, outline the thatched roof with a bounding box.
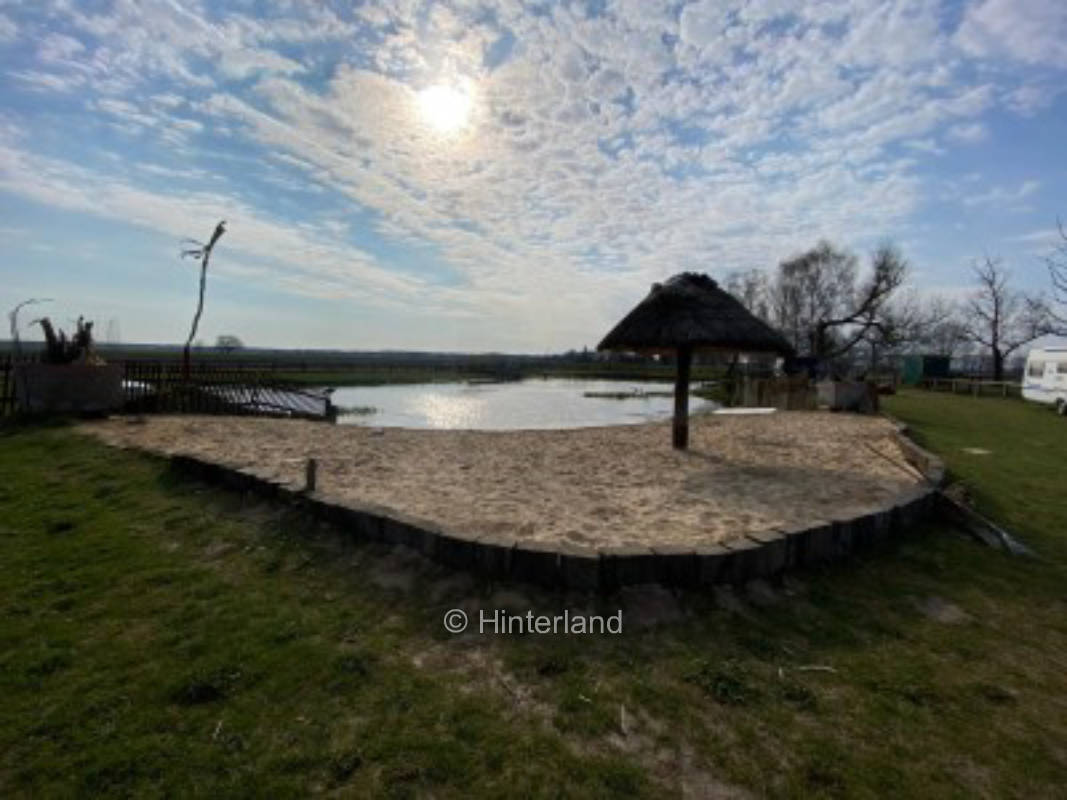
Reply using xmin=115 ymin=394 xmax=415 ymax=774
xmin=597 ymin=272 xmax=794 ymax=355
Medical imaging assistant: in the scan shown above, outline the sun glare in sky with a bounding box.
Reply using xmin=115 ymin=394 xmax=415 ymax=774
xmin=416 ymin=83 xmax=473 ymax=135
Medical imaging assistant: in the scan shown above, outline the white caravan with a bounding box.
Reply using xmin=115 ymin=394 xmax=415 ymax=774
xmin=1022 ymin=347 xmax=1067 ymax=414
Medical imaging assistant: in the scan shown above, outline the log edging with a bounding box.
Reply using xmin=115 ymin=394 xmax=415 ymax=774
xmin=165 ymin=425 xmax=942 ymax=592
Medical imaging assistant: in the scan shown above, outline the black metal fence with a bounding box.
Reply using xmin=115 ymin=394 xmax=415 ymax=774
xmin=1 ymin=356 xmax=332 ymax=420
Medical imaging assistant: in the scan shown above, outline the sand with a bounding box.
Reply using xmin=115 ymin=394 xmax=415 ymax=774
xmin=80 ymin=412 xmax=925 ymax=550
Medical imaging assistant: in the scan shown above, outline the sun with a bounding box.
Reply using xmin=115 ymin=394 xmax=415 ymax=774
xmin=416 ymin=84 xmax=473 ymax=135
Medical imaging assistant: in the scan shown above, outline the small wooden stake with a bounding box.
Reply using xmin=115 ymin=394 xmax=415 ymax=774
xmin=305 ymin=457 xmax=317 ymax=493
xmin=673 ymin=345 xmax=692 ymax=450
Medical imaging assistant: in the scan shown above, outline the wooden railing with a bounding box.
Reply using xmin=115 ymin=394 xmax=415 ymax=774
xmin=918 ymin=377 xmax=1022 ymax=398
xmin=728 ymin=376 xmax=818 ymax=410
xmin=0 ymin=354 xmax=38 ymax=417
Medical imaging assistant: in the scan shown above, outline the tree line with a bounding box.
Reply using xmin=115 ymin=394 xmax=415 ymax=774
xmin=726 ymin=224 xmax=1067 ymax=381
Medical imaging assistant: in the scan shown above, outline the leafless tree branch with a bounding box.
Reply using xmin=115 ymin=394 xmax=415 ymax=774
xmin=181 ymin=220 xmax=227 ymax=378
xmin=7 ymin=298 xmax=53 ymax=357
xmin=1043 ymin=217 xmax=1067 ymax=333
xmin=963 ymin=256 xmax=1052 ymax=379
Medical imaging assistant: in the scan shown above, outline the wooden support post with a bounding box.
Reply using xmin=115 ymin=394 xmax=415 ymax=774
xmin=673 ymin=345 xmax=692 ymax=450
xmin=305 ymin=458 xmax=317 ymax=493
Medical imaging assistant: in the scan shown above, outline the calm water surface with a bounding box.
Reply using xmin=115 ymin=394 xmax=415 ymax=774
xmin=331 ymin=378 xmax=714 ymax=430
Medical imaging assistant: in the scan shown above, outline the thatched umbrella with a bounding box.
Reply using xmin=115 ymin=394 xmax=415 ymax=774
xmin=597 ymin=272 xmax=794 ymax=449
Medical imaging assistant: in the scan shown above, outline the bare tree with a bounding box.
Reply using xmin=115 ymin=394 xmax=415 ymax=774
xmin=180 ymin=220 xmax=227 ymax=378
xmin=725 ymin=268 xmax=772 ymax=322
xmin=769 ymin=241 xmax=907 ymax=371
xmin=772 ymin=241 xmax=856 ymax=357
xmin=859 ymin=290 xmax=959 ymax=372
xmin=215 ymin=334 xmax=244 ymax=352
xmin=823 ymin=243 xmax=908 ymax=360
xmin=1045 ymin=219 xmax=1067 ymax=334
xmin=963 ymin=256 xmax=1052 ymax=381
xmin=921 ymin=299 xmax=970 ymax=358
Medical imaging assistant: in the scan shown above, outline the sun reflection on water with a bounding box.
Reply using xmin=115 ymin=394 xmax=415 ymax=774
xmin=333 ymin=379 xmax=712 ymax=430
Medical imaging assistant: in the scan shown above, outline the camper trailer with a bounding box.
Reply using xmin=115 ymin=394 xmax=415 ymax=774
xmin=1022 ymin=347 xmax=1067 ymax=414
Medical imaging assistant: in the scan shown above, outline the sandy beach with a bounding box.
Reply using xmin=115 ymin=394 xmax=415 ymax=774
xmin=81 ymin=412 xmax=924 ymax=549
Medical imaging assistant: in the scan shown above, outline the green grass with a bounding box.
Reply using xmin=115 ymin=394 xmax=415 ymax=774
xmin=885 ymin=390 xmax=1067 ymax=559
xmin=0 ymin=425 xmax=645 ymax=798
xmin=2 ymin=390 xmax=1066 ymax=797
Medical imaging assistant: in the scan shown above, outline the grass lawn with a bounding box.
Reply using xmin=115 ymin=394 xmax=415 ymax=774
xmin=1 ymin=390 xmax=1065 ymax=797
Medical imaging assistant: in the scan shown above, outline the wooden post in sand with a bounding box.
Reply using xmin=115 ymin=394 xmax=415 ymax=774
xmin=673 ymin=345 xmax=692 ymax=450
xmin=305 ymin=458 xmax=317 ymax=493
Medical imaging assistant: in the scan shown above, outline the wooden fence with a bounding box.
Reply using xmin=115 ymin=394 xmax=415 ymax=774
xmin=735 ymin=376 xmax=818 ymax=410
xmin=0 ymin=354 xmax=35 ymax=417
xmin=918 ymin=377 xmax=1022 ymax=399
xmin=1 ymin=356 xmax=332 ymax=420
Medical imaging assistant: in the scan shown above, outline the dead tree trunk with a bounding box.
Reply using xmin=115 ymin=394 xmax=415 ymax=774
xmin=181 ymin=221 xmax=227 ymax=380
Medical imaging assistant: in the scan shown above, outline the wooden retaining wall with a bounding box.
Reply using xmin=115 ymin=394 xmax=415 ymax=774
xmin=163 ymin=422 xmax=944 ymax=593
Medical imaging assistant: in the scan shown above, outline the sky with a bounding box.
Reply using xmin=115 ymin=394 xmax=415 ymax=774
xmin=1 ymin=0 xmax=1066 ymax=353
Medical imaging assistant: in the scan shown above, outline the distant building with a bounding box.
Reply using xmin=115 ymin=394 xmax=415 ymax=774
xmin=901 ymin=354 xmax=950 ymax=385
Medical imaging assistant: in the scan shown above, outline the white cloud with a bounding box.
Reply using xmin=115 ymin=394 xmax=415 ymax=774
xmin=1005 ymin=83 xmax=1062 ymax=116
xmin=1 ymin=0 xmax=1066 ymax=348
xmin=1006 ymin=227 xmax=1065 ymax=255
xmin=217 ymin=49 xmax=305 ymax=80
xmin=94 ymin=98 xmax=159 ymax=128
xmin=0 ymin=13 xmax=15 ymax=44
xmin=678 ymin=2 xmax=726 ymax=49
xmin=0 ymin=135 xmax=433 ymax=310
xmin=903 ymin=138 xmax=946 ymax=155
xmin=947 ymin=121 xmax=988 ymax=143
xmin=133 ymin=162 xmax=209 ymax=180
xmin=1009 ymin=228 xmax=1062 ymax=245
xmin=956 ymin=0 xmax=1067 ymax=68
xmin=38 ymin=32 xmax=85 ymax=62
xmin=8 ymin=70 xmax=87 ymax=92
xmin=962 ymin=179 xmax=1041 ymax=210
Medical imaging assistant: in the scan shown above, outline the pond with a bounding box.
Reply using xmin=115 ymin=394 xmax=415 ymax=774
xmin=330 ymin=378 xmax=715 ymax=430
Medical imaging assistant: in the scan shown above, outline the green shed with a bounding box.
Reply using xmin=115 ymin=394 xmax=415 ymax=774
xmin=902 ymin=354 xmax=950 ymax=385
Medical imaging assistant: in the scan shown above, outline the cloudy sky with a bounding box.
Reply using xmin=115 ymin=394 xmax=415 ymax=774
xmin=1 ymin=0 xmax=1065 ymax=352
